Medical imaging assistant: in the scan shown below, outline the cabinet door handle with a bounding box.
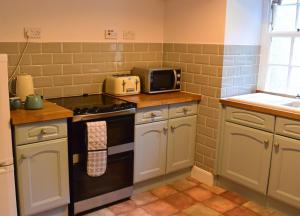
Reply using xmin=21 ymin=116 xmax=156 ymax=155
xmin=183 ymin=107 xmax=188 ymax=113
xmin=264 ymin=139 xmax=269 ymax=146
xmin=274 ymin=142 xmax=280 ymax=148
xmin=170 ymin=125 xmax=175 ymax=130
xmin=151 ymin=112 xmax=156 ymax=118
xmin=163 ymin=127 xmax=168 ymax=132
xmin=20 ymin=154 xmax=29 ymax=160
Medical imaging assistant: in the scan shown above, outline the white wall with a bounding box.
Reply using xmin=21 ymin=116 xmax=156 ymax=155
xmin=0 ymin=0 xmax=164 ymax=42
xmin=224 ymin=0 xmax=263 ymax=45
xmin=163 ymin=0 xmax=227 ymax=44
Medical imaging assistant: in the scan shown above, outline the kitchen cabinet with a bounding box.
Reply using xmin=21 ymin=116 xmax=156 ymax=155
xmin=268 ymin=135 xmax=300 ymax=209
xmin=221 ymin=122 xmax=273 ymax=194
xmin=134 ymin=121 xmax=167 ymax=183
xmin=15 ymin=119 xmax=69 ymax=216
xmin=134 ymin=102 xmax=198 ymax=183
xmin=220 ymin=106 xmax=300 ymax=208
xmin=166 ymin=115 xmax=196 ymax=173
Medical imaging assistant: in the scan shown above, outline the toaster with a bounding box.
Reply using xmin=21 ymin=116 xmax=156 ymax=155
xmin=105 ymin=75 xmax=141 ymax=96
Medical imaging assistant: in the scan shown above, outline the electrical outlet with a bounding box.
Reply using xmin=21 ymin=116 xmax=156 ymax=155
xmin=123 ymin=31 xmax=135 ymax=40
xmin=105 ymin=29 xmax=117 ymax=40
xmin=24 ymin=27 xmax=41 ymax=39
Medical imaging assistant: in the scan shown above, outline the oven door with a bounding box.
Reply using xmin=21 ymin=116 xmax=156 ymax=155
xmin=69 ymin=114 xmax=134 ymax=204
xmin=150 ymin=69 xmax=177 ymax=92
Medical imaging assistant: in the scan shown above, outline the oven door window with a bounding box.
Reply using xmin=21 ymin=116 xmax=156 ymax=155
xmin=150 ymin=70 xmax=175 ymax=91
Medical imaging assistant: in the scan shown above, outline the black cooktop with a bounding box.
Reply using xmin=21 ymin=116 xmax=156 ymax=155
xmin=49 ymin=94 xmax=135 ymax=116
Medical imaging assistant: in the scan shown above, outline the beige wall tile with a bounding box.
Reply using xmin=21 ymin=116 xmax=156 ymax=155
xmin=73 ymin=53 xmax=91 ymax=63
xmin=82 ymin=43 xmax=101 ymax=52
xmin=83 ymin=63 xmax=116 ymax=73
xmin=100 ymin=43 xmax=117 ymax=52
xmin=180 ymin=54 xmax=194 ymax=63
xmin=34 ymin=76 xmax=53 ymax=87
xmin=174 ymin=43 xmax=187 ymax=53
xmin=8 ymin=54 xmax=31 ymax=66
xmin=134 ymin=43 xmax=149 ymax=52
xmin=43 ymin=87 xmax=63 ymax=99
xmin=53 ymin=75 xmax=72 ymax=86
xmin=163 ymin=43 xmax=174 ymax=52
xmin=195 ymin=55 xmax=209 ymax=64
xmin=20 ymin=43 xmax=42 ymax=54
xmin=92 ymin=74 xmax=106 ymax=83
xmin=73 ymin=74 xmax=92 ymax=84
xmin=188 ymin=44 xmax=202 ymax=54
xmin=42 ymin=43 xmax=62 ymax=53
xmin=202 ymin=44 xmax=219 ymax=55
xmin=117 ymin=43 xmax=134 ymax=52
xmin=187 ymin=64 xmax=201 ymax=74
xmin=141 ymin=52 xmax=157 ymax=61
xmin=82 ymin=84 xmax=101 ymax=94
xmin=32 ymin=54 xmax=52 ymax=65
xmin=63 ymin=64 xmax=82 ymax=74
xmin=43 ymin=65 xmax=62 ymax=76
xmin=124 ymin=53 xmax=142 ymax=62
xmin=63 ymin=43 xmax=82 ymax=53
xmin=53 ymin=54 xmax=72 ymax=64
xmin=20 ymin=65 xmax=42 ymax=76
xmin=0 ymin=42 xmax=19 ymax=53
xmin=194 ymin=75 xmax=209 ymax=85
xmin=149 ymin=43 xmax=163 ymax=51
xmin=63 ymin=86 xmax=82 ymax=97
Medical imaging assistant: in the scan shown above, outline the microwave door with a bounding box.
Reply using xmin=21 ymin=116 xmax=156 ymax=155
xmin=150 ymin=70 xmax=176 ymax=91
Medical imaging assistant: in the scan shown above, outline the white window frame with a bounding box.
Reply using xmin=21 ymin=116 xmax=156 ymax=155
xmin=258 ymin=0 xmax=300 ymax=95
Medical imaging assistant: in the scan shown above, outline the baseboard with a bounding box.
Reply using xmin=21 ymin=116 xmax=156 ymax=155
xmin=191 ymin=166 xmax=214 ymax=186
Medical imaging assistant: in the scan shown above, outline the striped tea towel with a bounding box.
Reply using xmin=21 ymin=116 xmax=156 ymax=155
xmin=87 ymin=151 xmax=107 ymax=177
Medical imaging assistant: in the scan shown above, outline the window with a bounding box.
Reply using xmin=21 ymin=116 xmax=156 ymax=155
xmin=262 ymin=0 xmax=300 ymax=95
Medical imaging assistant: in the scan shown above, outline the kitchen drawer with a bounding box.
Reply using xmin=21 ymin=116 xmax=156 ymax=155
xmin=275 ymin=117 xmax=300 ymax=140
xmin=169 ymin=102 xmax=198 ymax=119
xmin=135 ymin=105 xmax=168 ymax=125
xmin=225 ymin=106 xmax=275 ymax=132
xmin=15 ymin=119 xmax=67 ymax=145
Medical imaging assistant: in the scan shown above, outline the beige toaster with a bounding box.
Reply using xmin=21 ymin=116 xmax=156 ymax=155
xmin=105 ymin=75 xmax=141 ymax=96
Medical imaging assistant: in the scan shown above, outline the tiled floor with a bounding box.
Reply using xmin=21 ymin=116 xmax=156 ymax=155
xmin=86 ymin=177 xmax=281 ymax=216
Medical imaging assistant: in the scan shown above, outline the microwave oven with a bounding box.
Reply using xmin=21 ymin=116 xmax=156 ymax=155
xmin=131 ymin=68 xmax=181 ymax=94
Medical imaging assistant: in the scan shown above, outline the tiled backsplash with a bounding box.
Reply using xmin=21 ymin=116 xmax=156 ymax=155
xmin=0 ymin=42 xmax=163 ymax=98
xmin=163 ymin=43 xmax=260 ymax=172
xmin=1 ymin=42 xmax=260 ymax=173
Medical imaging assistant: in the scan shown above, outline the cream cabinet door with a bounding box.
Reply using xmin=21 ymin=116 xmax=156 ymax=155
xmin=134 ymin=121 xmax=168 ymax=183
xmin=16 ymin=138 xmax=69 ymax=216
xmin=221 ymin=122 xmax=273 ymax=194
xmin=268 ymin=135 xmax=300 ymax=208
xmin=166 ymin=115 xmax=196 ymax=174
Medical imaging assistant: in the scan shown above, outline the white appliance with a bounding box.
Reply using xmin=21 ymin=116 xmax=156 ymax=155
xmin=0 ymin=54 xmax=18 ymax=216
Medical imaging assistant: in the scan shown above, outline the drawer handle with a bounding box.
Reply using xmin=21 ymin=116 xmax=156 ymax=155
xmin=163 ymin=127 xmax=168 ymax=132
xmin=151 ymin=113 xmax=156 ymax=118
xmin=274 ymin=142 xmax=280 ymax=148
xmin=20 ymin=154 xmax=29 ymax=160
xmin=171 ymin=125 xmax=175 ymax=130
xmin=40 ymin=129 xmax=47 ymax=135
xmin=183 ymin=107 xmax=188 ymax=113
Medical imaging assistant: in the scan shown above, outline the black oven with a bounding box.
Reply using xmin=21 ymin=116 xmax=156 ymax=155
xmin=68 ymin=113 xmax=135 ymax=215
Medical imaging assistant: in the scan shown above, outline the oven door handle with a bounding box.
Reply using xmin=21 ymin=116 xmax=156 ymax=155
xmin=108 ymin=153 xmax=133 ymax=163
xmin=173 ymin=69 xmax=177 ymax=89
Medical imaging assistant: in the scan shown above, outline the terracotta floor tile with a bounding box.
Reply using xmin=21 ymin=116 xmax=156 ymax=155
xmin=86 ymin=208 xmax=115 ymax=216
xmin=118 ymin=208 xmax=152 ymax=216
xmin=108 ymin=200 xmax=136 ymax=215
xmin=164 ymin=193 xmax=195 ymax=210
xmin=182 ymin=203 xmax=221 ymax=216
xmin=243 ymin=201 xmax=275 ymax=216
xmin=131 ymin=191 xmax=158 ymax=206
xmin=151 ymin=185 xmax=178 ymax=199
xmin=224 ymin=206 xmax=259 ymax=216
xmin=203 ymin=196 xmax=237 ymax=213
xmin=200 ymin=184 xmax=227 ymax=195
xmin=142 ymin=200 xmax=178 ymax=216
xmin=169 ymin=179 xmax=197 ymax=191
xmin=221 ymin=191 xmax=248 ymax=205
xmin=184 ymin=186 xmax=213 ymax=202
xmin=186 ymin=176 xmax=201 ymax=184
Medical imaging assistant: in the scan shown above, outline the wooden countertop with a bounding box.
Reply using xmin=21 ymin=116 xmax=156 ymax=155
xmin=11 ymin=100 xmax=73 ymax=125
xmin=117 ymin=92 xmax=202 ymax=108
xmin=220 ymin=97 xmax=300 ymax=121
